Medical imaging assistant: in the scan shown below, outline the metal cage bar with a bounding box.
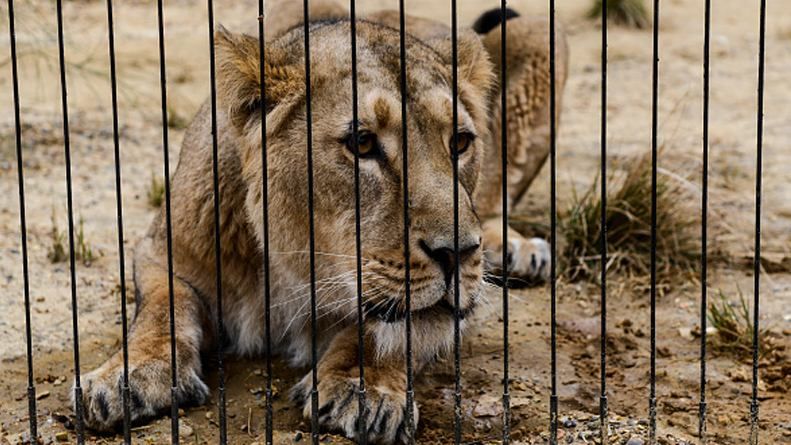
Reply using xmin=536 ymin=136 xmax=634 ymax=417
xmin=599 ymin=0 xmax=609 ymax=443
xmin=54 ymin=1 xmax=86 ymax=441
xmin=649 ymin=0 xmax=660 ymax=443
xmin=348 ymin=1 xmax=368 ymax=443
xmin=548 ymin=0 xmax=559 ymax=443
xmin=450 ymin=1 xmax=463 ymax=443
xmin=397 ymin=1 xmax=416 ymax=442
xmin=699 ymin=0 xmax=712 ymax=442
xmin=750 ymin=0 xmax=767 ymax=443
xmin=205 ymin=1 xmax=229 ymax=442
xmin=104 ymin=0 xmax=132 ymax=442
xmin=301 ymin=2 xmax=320 ymax=443
xmin=154 ymin=0 xmax=181 ymax=442
xmin=499 ymin=1 xmax=511 ymax=444
xmin=257 ymin=1 xmax=274 ymax=444
xmin=6 ymin=0 xmax=37 ymax=440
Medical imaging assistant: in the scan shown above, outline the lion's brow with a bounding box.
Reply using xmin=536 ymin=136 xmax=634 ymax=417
xmin=372 ymin=94 xmax=395 ymax=128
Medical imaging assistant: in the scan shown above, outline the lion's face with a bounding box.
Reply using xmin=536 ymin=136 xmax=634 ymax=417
xmin=216 ymin=21 xmax=494 ymax=326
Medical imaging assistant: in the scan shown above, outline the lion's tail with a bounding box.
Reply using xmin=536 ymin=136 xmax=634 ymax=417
xmin=472 ymin=7 xmax=521 ymax=35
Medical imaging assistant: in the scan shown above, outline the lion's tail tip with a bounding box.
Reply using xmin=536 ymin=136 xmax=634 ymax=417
xmin=471 ymin=7 xmax=520 ymax=35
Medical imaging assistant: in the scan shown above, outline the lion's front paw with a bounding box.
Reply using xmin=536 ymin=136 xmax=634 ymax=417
xmin=485 ymin=235 xmax=550 ymax=287
xmin=291 ymin=373 xmax=417 ymax=444
xmin=510 ymin=237 xmax=550 ymax=282
xmin=77 ymin=359 xmax=209 ymax=431
xmin=77 ymin=366 xmax=128 ymax=431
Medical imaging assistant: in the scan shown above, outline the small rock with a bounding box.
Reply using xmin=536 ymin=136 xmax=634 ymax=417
xmin=626 ymin=438 xmax=644 ymax=445
xmin=563 ymin=418 xmax=577 ymax=428
xmin=55 ymin=431 xmax=69 ymax=442
xmin=179 ymin=423 xmax=194 ymax=437
xmin=36 ymin=391 xmax=50 ymax=400
xmin=294 ymin=431 xmax=303 ymax=442
xmin=472 ymin=394 xmax=502 ymax=417
xmin=510 ymin=396 xmax=531 ymax=408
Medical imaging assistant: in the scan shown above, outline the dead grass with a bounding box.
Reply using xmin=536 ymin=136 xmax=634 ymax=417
xmin=708 ymin=287 xmax=782 ymax=362
xmin=75 ymin=216 xmax=94 ymax=266
xmin=47 ymin=210 xmax=67 ymax=264
xmin=0 ymin=0 xmax=154 ymax=110
xmin=167 ymin=105 xmax=190 ymax=130
xmin=588 ymin=0 xmax=651 ymax=29
xmin=147 ymin=173 xmax=165 ymax=208
xmin=47 ymin=211 xmax=95 ymax=266
xmin=559 ymin=153 xmax=700 ymax=286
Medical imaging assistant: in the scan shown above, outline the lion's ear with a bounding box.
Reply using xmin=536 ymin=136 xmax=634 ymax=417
xmin=215 ymin=26 xmax=303 ymax=130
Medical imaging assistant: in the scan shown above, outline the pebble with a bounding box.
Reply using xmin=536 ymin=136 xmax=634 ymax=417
xmin=626 ymin=438 xmax=645 ymax=445
xmin=55 ymin=431 xmax=69 ymax=442
xmin=563 ymin=418 xmax=577 ymax=428
xmin=178 ymin=423 xmax=194 ymax=437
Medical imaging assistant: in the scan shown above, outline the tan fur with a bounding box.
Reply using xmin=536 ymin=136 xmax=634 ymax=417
xmin=77 ymin=3 xmax=567 ymax=443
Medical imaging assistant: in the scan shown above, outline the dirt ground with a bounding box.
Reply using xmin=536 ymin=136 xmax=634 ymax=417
xmin=1 ymin=0 xmax=789 ymax=444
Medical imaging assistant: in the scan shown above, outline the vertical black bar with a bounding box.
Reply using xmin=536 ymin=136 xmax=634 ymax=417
xmin=699 ymin=0 xmax=711 ymax=442
xmin=599 ymin=0 xmax=609 ymax=443
xmin=499 ymin=1 xmax=510 ymax=444
xmin=649 ymin=0 xmax=660 ymax=444
xmin=105 ymin=0 xmax=132 ymax=442
xmin=205 ymin=0 xmax=227 ymax=442
xmin=55 ymin=1 xmax=85 ymax=442
xmin=548 ymin=0 xmax=558 ymax=443
xmin=7 ymin=0 xmax=38 ymax=440
xmin=450 ymin=1 xmax=462 ymax=443
xmin=302 ymin=2 xmax=319 ymax=444
xmin=397 ymin=1 xmax=415 ymax=442
xmin=750 ymin=1 xmax=767 ymax=443
xmin=257 ymin=3 xmax=273 ymax=445
xmin=348 ymin=1 xmax=368 ymax=442
xmin=155 ymin=0 xmax=179 ymax=442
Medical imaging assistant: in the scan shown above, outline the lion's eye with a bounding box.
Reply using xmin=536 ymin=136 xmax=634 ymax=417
xmin=451 ymin=131 xmax=476 ymax=156
xmin=344 ymin=131 xmax=381 ymax=159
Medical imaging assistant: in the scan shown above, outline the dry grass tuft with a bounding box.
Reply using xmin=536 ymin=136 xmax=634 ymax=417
xmin=76 ymin=216 xmax=94 ymax=266
xmin=588 ymin=0 xmax=651 ymax=29
xmin=167 ymin=105 xmax=190 ymax=130
xmin=560 ymin=153 xmax=699 ymax=285
xmin=47 ymin=211 xmax=67 ymax=264
xmin=708 ymin=288 xmax=782 ymax=362
xmin=147 ymin=174 xmax=165 ymax=208
xmin=47 ymin=211 xmax=95 ymax=266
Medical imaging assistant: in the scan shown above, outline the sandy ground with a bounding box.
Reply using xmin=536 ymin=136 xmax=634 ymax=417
xmin=0 ymin=0 xmax=790 ymax=443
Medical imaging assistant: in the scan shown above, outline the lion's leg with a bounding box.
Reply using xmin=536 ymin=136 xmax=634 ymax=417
xmin=476 ymin=13 xmax=567 ymax=285
xmin=77 ymin=257 xmax=209 ymax=431
xmin=290 ymin=324 xmax=416 ymax=444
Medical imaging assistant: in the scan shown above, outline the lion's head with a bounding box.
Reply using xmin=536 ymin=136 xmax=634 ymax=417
xmin=215 ymin=20 xmax=494 ymax=346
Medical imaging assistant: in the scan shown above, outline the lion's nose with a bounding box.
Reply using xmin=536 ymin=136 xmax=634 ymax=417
xmin=419 ymin=237 xmax=481 ymax=285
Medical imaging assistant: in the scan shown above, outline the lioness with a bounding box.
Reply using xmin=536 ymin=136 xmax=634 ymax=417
xmin=78 ymin=2 xmax=567 ymax=443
